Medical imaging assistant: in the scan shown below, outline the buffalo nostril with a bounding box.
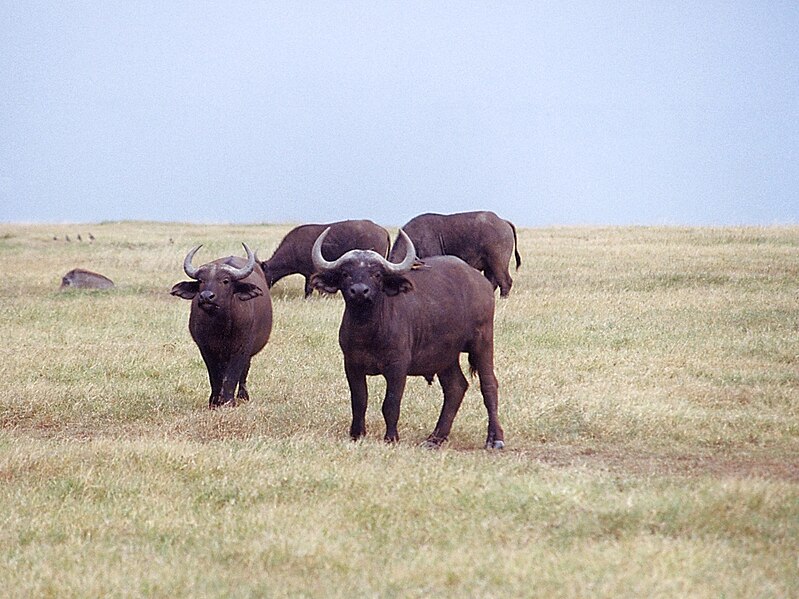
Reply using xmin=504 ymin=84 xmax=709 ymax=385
xmin=349 ymin=284 xmax=370 ymax=299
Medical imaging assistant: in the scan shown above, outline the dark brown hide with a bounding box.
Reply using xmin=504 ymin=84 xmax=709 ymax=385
xmin=312 ymin=230 xmax=505 ymax=449
xmin=389 ymin=211 xmax=521 ymax=297
xmin=260 ymin=219 xmax=390 ymax=297
xmin=60 ymin=269 xmax=114 ymax=290
xmin=170 ymin=245 xmax=273 ymax=408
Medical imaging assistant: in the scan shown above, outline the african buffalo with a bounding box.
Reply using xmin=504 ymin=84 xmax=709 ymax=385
xmin=170 ymin=243 xmax=272 ymax=408
xmin=311 ymin=228 xmax=505 ymax=449
xmin=260 ymin=219 xmax=390 ymax=297
xmin=59 ymin=268 xmax=114 ymax=290
xmin=389 ymin=211 xmax=521 ymax=297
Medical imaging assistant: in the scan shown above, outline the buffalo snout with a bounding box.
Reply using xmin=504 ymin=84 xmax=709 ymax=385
xmin=197 ymin=289 xmax=219 ymax=312
xmin=346 ymin=282 xmax=372 ymax=302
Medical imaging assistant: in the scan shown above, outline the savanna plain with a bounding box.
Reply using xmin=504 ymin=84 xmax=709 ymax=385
xmin=1 ymin=221 xmax=797 ymax=598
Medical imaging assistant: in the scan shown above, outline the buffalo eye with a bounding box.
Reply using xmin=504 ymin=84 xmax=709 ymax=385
xmin=222 ymin=278 xmax=230 ymax=285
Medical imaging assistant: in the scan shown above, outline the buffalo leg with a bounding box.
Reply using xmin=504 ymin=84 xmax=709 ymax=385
xmin=381 ymin=367 xmax=407 ymax=443
xmin=471 ymin=350 xmax=505 ymax=449
xmin=208 ymin=376 xmax=223 ymax=408
xmin=497 ymin=273 xmax=512 ymax=298
xmin=218 ymin=355 xmax=250 ymax=407
xmin=207 ymin=369 xmax=223 ymax=408
xmin=483 ymin=267 xmax=500 ymax=293
xmin=200 ymin=349 xmax=223 ymax=408
xmin=345 ymin=361 xmax=368 ymax=440
xmin=425 ymin=362 xmax=469 ymax=448
xmin=236 ymin=360 xmax=251 ymax=403
xmin=490 ymin=262 xmax=513 ymax=298
xmin=488 ymin=249 xmax=514 ymax=297
xmin=303 ymin=276 xmax=314 ymax=298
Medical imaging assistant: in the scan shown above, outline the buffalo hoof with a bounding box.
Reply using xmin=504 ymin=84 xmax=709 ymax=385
xmin=485 ymin=439 xmax=505 ymax=450
xmin=421 ymin=437 xmax=446 ymax=449
xmin=210 ymin=397 xmax=236 ymax=409
xmin=349 ymin=424 xmax=367 ymax=440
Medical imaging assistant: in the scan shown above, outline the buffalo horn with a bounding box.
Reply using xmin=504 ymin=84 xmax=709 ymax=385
xmin=311 ymin=228 xmax=342 ymax=272
xmin=379 ymin=229 xmax=416 ymax=274
xmin=312 ymin=228 xmax=417 ymax=274
xmin=222 ymin=243 xmax=256 ymax=281
xmin=183 ymin=245 xmax=203 ymax=280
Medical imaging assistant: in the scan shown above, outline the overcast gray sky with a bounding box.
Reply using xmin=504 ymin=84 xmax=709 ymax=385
xmin=2 ymin=1 xmax=797 ymax=227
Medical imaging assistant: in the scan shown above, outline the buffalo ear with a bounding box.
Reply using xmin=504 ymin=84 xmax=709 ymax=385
xmin=170 ymin=281 xmax=200 ymax=299
xmin=310 ymin=273 xmax=340 ymax=295
xmin=234 ymin=282 xmax=264 ymax=301
xmin=383 ymin=274 xmax=413 ymax=296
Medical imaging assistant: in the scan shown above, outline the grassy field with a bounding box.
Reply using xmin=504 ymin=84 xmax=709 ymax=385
xmin=1 ymin=221 xmax=797 ymax=598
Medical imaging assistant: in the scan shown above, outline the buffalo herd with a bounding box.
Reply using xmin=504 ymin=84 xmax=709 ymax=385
xmin=171 ymin=210 xmax=520 ymax=449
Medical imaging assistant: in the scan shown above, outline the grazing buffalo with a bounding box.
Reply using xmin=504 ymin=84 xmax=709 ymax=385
xmin=170 ymin=244 xmax=272 ymax=408
xmin=59 ymin=268 xmax=114 ymax=290
xmin=389 ymin=211 xmax=521 ymax=297
xmin=311 ymin=228 xmax=505 ymax=449
xmin=260 ymin=219 xmax=390 ymax=297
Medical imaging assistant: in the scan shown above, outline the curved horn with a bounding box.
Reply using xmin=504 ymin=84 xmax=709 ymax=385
xmin=183 ymin=245 xmax=203 ymax=279
xmin=311 ymin=228 xmax=380 ymax=273
xmin=312 ymin=228 xmax=417 ymax=275
xmin=377 ymin=229 xmax=417 ymax=274
xmin=223 ymin=243 xmax=256 ymax=281
xmin=311 ymin=227 xmax=346 ymax=272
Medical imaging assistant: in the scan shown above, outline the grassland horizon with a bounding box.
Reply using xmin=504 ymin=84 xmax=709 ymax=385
xmin=1 ymin=221 xmax=797 ymax=597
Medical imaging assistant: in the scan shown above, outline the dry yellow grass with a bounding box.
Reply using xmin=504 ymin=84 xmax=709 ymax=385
xmin=1 ymin=221 xmax=797 ymax=597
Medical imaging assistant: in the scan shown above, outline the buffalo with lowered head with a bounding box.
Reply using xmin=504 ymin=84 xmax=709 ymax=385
xmin=260 ymin=219 xmax=390 ymax=297
xmin=171 ymin=243 xmax=272 ymax=408
xmin=389 ymin=211 xmax=521 ymax=297
xmin=311 ymin=228 xmax=505 ymax=449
